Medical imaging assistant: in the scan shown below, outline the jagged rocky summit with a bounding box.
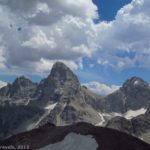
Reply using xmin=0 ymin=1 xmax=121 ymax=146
xmin=101 ymin=76 xmax=150 ymax=113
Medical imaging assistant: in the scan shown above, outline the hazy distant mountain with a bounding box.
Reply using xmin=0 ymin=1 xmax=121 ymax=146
xmin=1 ymin=122 xmax=149 ymax=150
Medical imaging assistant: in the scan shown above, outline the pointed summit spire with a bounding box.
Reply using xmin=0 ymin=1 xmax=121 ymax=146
xmin=38 ymin=62 xmax=81 ymax=103
xmin=48 ymin=62 xmax=79 ymax=84
xmin=122 ymin=76 xmax=149 ymax=90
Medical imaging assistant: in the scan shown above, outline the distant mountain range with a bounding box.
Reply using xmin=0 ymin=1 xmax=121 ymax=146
xmin=0 ymin=62 xmax=150 ymax=147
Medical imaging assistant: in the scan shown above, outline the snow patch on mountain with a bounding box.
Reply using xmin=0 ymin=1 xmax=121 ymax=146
xmin=45 ymin=103 xmax=58 ymax=110
xmin=40 ymin=133 xmax=98 ymax=150
xmin=96 ymin=113 xmax=105 ymax=126
xmin=134 ymin=80 xmax=140 ymax=86
xmin=96 ymin=108 xmax=147 ymax=126
xmin=96 ymin=112 xmax=122 ymax=126
xmin=27 ymin=103 xmax=58 ymax=130
xmin=124 ymin=108 xmax=147 ymax=120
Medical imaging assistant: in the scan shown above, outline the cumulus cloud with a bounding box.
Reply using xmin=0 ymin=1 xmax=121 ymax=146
xmin=0 ymin=0 xmax=98 ymax=74
xmin=83 ymin=82 xmax=120 ymax=95
xmin=0 ymin=0 xmax=150 ymax=75
xmin=96 ymin=0 xmax=150 ymax=69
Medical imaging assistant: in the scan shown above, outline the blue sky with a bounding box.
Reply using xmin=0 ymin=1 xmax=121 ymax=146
xmin=93 ymin=0 xmax=132 ymax=21
xmin=0 ymin=0 xmax=150 ymax=93
xmin=80 ymin=0 xmax=150 ymax=86
xmin=77 ymin=0 xmax=150 ymax=86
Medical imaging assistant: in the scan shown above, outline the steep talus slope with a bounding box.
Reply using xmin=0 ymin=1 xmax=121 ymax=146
xmin=1 ymin=122 xmax=149 ymax=150
xmin=39 ymin=96 xmax=101 ymax=126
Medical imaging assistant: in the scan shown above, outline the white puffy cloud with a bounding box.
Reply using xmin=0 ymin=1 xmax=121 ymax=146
xmin=0 ymin=0 xmax=98 ymax=24
xmin=0 ymin=0 xmax=150 ymax=76
xmin=96 ymin=0 xmax=150 ymax=69
xmin=0 ymin=80 xmax=7 ymax=88
xmin=0 ymin=0 xmax=98 ymax=74
xmin=33 ymin=58 xmax=83 ymax=74
xmin=83 ymin=82 xmax=120 ymax=95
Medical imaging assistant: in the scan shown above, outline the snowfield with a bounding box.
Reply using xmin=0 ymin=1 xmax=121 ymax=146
xmin=96 ymin=108 xmax=147 ymax=126
xmin=124 ymin=108 xmax=147 ymax=120
xmin=45 ymin=103 xmax=58 ymax=110
xmin=40 ymin=133 xmax=98 ymax=150
xmin=96 ymin=113 xmax=105 ymax=126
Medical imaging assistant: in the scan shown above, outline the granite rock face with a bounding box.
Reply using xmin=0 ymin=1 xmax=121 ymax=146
xmin=106 ymin=116 xmax=134 ymax=135
xmin=36 ymin=62 xmax=103 ymax=126
xmin=0 ymin=62 xmax=103 ymax=139
xmin=102 ymin=77 xmax=150 ymax=113
xmin=36 ymin=62 xmax=81 ymax=104
xmin=0 ymin=76 xmax=37 ymax=105
xmin=132 ymin=111 xmax=150 ymax=135
xmin=0 ymin=76 xmax=42 ymax=139
xmin=39 ymin=97 xmax=101 ymax=126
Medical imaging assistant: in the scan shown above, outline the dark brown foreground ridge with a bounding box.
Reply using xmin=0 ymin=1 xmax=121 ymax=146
xmin=0 ymin=122 xmax=150 ymax=150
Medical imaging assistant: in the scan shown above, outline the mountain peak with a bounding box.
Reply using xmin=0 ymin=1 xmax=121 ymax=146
xmin=47 ymin=62 xmax=80 ymax=84
xmin=51 ymin=62 xmax=73 ymax=75
xmin=122 ymin=76 xmax=149 ymax=90
xmin=52 ymin=62 xmax=69 ymax=70
xmin=12 ymin=76 xmax=35 ymax=88
xmin=16 ymin=75 xmax=28 ymax=81
xmin=38 ymin=62 xmax=81 ymax=103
